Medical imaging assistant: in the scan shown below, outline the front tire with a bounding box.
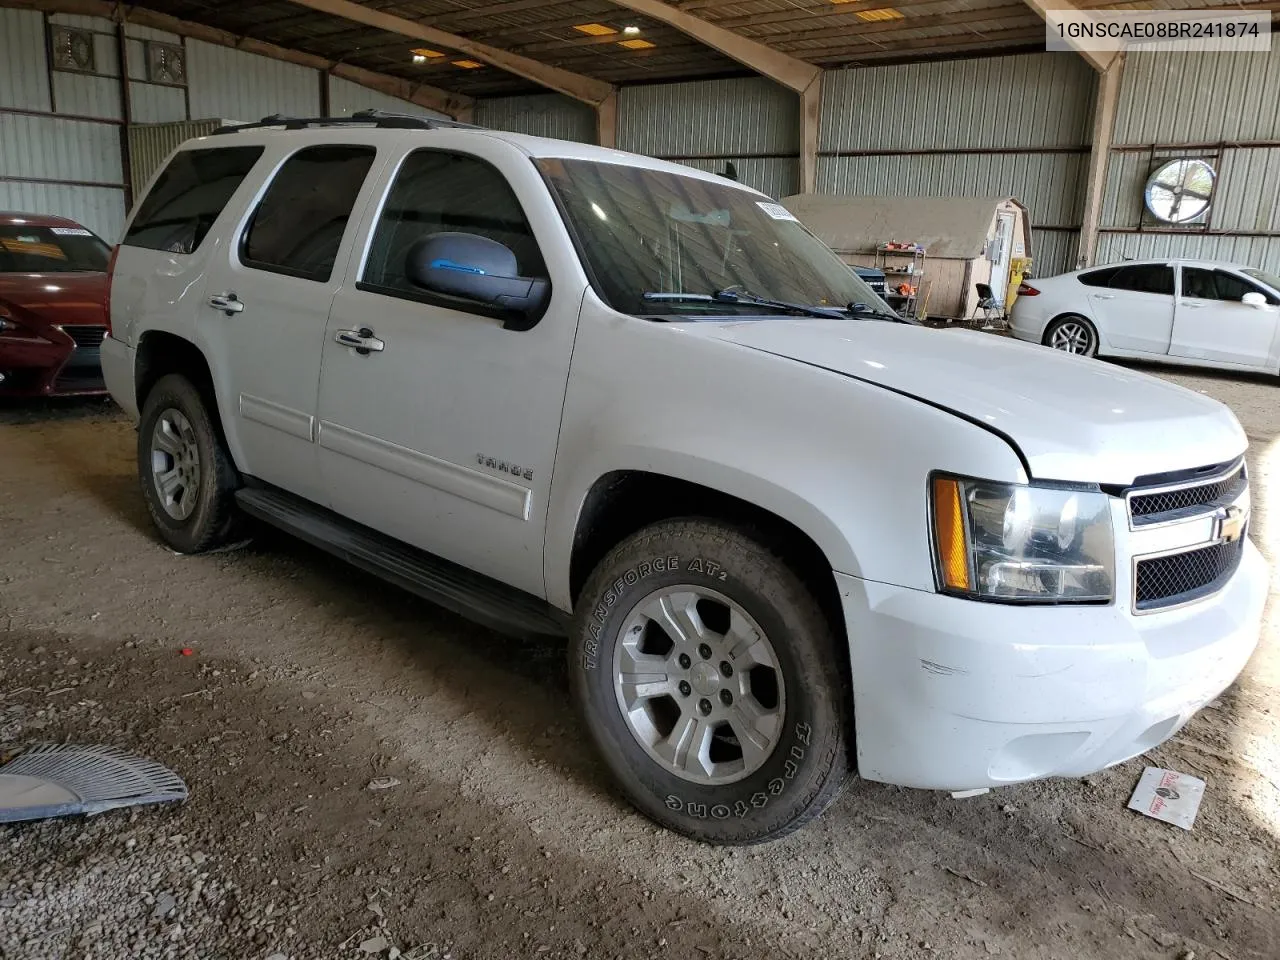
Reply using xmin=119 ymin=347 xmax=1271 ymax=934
xmin=137 ymin=373 xmax=241 ymax=553
xmin=570 ymin=519 xmax=850 ymax=844
xmin=1043 ymin=314 xmax=1098 ymax=357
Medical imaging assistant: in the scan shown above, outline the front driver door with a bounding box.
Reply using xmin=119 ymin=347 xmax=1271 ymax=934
xmin=314 ymin=142 xmax=582 ymax=598
xmin=1082 ymin=262 xmax=1176 ymax=355
xmin=1171 ymin=266 xmax=1280 ymax=368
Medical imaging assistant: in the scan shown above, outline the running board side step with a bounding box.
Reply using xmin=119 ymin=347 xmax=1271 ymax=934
xmin=234 ymin=487 xmax=569 ymax=639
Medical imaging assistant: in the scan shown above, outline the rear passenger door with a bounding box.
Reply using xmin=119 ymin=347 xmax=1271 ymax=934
xmin=1080 ymin=263 xmax=1176 ymax=355
xmin=198 ymin=140 xmax=382 ymax=505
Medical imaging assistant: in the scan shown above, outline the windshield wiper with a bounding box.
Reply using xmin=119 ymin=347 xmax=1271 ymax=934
xmin=641 ymin=289 xmax=846 ymax=320
xmin=641 ymin=289 xmax=909 ymax=323
xmin=846 ymin=301 xmax=910 ymax=323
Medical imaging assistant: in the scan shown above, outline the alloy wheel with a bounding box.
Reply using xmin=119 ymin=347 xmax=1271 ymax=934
xmin=1049 ymin=319 xmax=1094 ymax=355
xmin=612 ymin=586 xmax=785 ymax=785
xmin=149 ymin=408 xmax=202 ymax=521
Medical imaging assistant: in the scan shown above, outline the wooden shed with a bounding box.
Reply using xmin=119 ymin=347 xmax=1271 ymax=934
xmin=780 ymin=194 xmax=1033 ymax=321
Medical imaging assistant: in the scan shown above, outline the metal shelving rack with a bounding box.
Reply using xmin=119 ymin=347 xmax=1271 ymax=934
xmin=875 ymin=243 xmax=927 ymax=320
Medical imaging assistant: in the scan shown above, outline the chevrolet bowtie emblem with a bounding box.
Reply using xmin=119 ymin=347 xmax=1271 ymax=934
xmin=1215 ymin=504 xmax=1247 ymax=544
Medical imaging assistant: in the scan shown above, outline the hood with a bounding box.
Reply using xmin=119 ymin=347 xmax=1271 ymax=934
xmin=0 ymin=272 xmax=107 ymax=328
xmin=691 ymin=318 xmax=1245 ymax=486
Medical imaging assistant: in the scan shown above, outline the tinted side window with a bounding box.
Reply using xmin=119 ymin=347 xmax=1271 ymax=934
xmin=241 ymin=145 xmax=377 ymax=283
xmin=1182 ymin=267 xmax=1272 ymax=303
xmin=1182 ymin=267 xmax=1217 ymax=299
xmin=1078 ymin=267 xmax=1117 ymax=287
xmin=1212 ymin=270 xmax=1262 ymax=302
xmin=362 ymin=150 xmax=545 ymax=296
xmin=1109 ymin=264 xmax=1174 ymax=296
xmin=125 ymin=147 xmax=263 ymax=254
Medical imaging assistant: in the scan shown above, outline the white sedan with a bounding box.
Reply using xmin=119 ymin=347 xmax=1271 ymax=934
xmin=1009 ymin=258 xmax=1280 ymax=373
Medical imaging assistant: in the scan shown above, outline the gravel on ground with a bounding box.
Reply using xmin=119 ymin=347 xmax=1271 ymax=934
xmin=1 ymin=361 xmax=1278 ymax=960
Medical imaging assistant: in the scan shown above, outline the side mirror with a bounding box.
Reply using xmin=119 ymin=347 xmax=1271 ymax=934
xmin=1242 ymin=291 xmax=1268 ymax=308
xmin=405 ymin=232 xmax=549 ymax=330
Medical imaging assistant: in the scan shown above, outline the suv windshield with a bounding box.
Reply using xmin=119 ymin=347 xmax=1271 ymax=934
xmin=537 ymin=158 xmax=893 ymax=319
xmin=0 ymin=225 xmax=110 ymax=273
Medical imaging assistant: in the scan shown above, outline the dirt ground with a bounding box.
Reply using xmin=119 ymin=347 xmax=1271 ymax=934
xmin=1 ymin=361 xmax=1278 ymax=960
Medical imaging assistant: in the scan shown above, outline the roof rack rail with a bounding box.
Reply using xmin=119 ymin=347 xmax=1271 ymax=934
xmin=211 ymin=109 xmax=482 ymax=136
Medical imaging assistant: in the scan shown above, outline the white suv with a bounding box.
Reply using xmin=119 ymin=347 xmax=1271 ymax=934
xmin=101 ymin=112 xmax=1266 ymax=844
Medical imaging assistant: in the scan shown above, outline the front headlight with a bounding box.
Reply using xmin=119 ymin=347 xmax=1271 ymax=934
xmin=930 ymin=474 xmax=1114 ymax=603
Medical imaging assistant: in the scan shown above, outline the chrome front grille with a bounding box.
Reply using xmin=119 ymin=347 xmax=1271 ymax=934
xmin=1125 ymin=458 xmax=1250 ymax=612
xmin=1126 ymin=459 xmax=1246 ymax=528
xmin=1134 ymin=538 xmax=1245 ymax=611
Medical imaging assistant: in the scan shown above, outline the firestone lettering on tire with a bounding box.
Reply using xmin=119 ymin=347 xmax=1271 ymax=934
xmin=662 ymin=722 xmax=810 ymax=819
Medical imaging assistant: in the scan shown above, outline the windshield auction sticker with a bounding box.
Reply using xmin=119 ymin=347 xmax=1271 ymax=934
xmin=1046 ymin=11 xmax=1270 ymax=53
xmin=757 ymin=202 xmax=798 ymax=221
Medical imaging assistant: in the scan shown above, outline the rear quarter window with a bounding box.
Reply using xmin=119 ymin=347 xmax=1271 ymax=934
xmin=124 ymin=146 xmax=264 ymax=255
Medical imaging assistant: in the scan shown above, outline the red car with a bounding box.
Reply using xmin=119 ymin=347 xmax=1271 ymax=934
xmin=0 ymin=211 xmax=111 ymax=397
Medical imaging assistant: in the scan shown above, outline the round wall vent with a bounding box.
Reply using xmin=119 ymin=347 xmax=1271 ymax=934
xmin=1144 ymin=158 xmax=1216 ymax=223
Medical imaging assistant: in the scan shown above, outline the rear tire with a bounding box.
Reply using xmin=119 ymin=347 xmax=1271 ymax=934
xmin=137 ymin=373 xmax=241 ymax=553
xmin=570 ymin=519 xmax=850 ymax=844
xmin=1043 ymin=314 xmax=1098 ymax=357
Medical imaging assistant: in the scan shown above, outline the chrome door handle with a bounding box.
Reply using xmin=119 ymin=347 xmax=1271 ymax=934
xmin=1180 ymin=301 xmax=1206 ymax=308
xmin=335 ymin=327 xmax=385 ymax=355
xmin=208 ymin=293 xmax=244 ymax=315
xmin=1092 ymin=294 xmax=1115 ymax=300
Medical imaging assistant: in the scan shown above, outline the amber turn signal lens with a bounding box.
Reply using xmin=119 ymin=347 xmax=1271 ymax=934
xmin=932 ymin=476 xmax=971 ymax=592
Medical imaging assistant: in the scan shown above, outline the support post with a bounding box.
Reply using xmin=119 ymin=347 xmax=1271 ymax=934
xmin=1077 ymin=54 xmax=1124 ymax=268
xmin=799 ymin=72 xmax=821 ymax=195
xmin=114 ymin=22 xmax=134 ymax=211
xmin=596 ymin=89 xmax=617 ymax=149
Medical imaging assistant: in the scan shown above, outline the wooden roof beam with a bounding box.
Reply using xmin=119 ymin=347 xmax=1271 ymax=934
xmin=606 ymin=0 xmax=820 ymax=93
xmin=4 ymin=0 xmax=473 ymax=117
xmin=281 ymin=0 xmax=615 ymax=106
xmin=1018 ymin=0 xmax=1117 ymax=71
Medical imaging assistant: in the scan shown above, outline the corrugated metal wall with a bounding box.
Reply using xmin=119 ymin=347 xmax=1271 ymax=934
xmin=125 ymin=24 xmax=187 ymax=124
xmin=328 ymin=76 xmax=448 ymax=120
xmin=618 ymin=77 xmax=800 ymax=198
xmin=1098 ymin=47 xmax=1280 ymax=272
xmin=817 ymin=54 xmax=1097 ymax=276
xmin=474 ymin=93 xmax=595 ymax=143
xmin=0 ymin=7 xmax=52 ymax=111
xmin=821 ymin=54 xmax=1096 ymax=152
xmin=127 ymin=119 xmax=223 ymax=200
xmin=186 ymin=39 xmax=319 ymax=124
xmin=1114 ymin=47 xmax=1280 ymax=145
xmin=48 ymin=14 xmax=122 ymax=122
xmin=0 ymin=8 xmax=126 ymax=240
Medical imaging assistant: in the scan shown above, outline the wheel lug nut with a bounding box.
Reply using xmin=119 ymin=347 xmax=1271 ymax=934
xmin=719 ymin=661 xmax=732 ymax=677
xmin=698 ymin=698 xmax=712 ymax=716
xmin=719 ymin=689 xmax=733 ymax=706
xmin=678 ymin=654 xmax=691 ymax=669
xmin=678 ymin=681 xmax=691 ymax=697
xmin=698 ymin=643 xmax=713 ymax=660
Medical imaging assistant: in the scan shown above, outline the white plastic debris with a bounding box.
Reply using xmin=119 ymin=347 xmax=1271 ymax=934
xmin=0 ymin=743 xmax=187 ymax=823
xmin=950 ymin=788 xmax=990 ymax=799
xmin=1128 ymin=767 xmax=1205 ymax=830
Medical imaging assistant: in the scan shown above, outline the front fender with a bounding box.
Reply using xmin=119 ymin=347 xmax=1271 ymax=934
xmin=542 ymin=297 xmax=1028 ymax=612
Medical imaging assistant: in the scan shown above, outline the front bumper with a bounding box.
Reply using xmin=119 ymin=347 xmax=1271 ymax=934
xmin=0 ymin=328 xmax=107 ymax=397
xmin=838 ymin=540 xmax=1267 ymax=790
